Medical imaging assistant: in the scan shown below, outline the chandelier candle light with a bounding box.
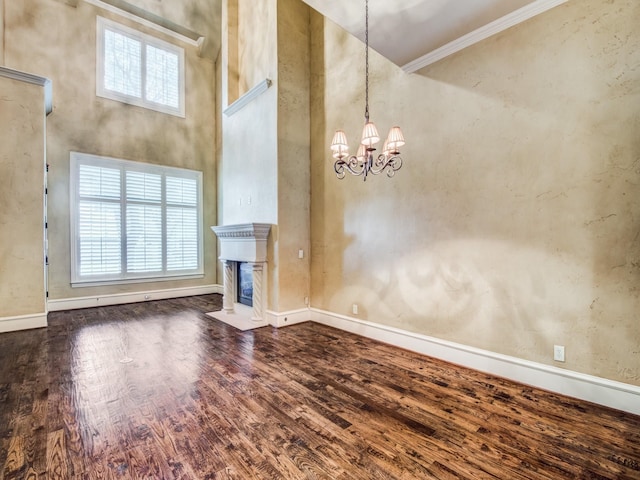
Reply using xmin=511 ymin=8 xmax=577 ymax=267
xmin=330 ymin=0 xmax=406 ymax=181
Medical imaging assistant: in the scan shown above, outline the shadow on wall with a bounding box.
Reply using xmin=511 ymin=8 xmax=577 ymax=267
xmin=326 ymin=151 xmax=639 ymax=380
xmin=335 ymin=173 xmax=640 ymax=374
xmin=329 ymin=235 xmax=598 ymax=364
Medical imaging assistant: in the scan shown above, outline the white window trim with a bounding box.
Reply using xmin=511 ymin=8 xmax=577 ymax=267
xmin=96 ymin=16 xmax=186 ymax=117
xmin=70 ymin=152 xmax=203 ymax=287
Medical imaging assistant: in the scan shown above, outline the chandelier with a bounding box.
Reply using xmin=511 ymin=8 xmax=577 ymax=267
xmin=330 ymin=0 xmax=405 ymax=181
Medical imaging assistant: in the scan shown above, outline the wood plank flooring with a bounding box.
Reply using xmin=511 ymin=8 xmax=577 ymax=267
xmin=1 ymin=294 xmax=639 ymax=479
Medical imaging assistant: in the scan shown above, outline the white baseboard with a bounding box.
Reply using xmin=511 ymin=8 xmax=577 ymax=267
xmin=265 ymin=307 xmax=311 ymax=328
xmin=47 ymin=284 xmax=222 ymax=311
xmin=310 ymin=308 xmax=640 ymax=416
xmin=0 ymin=312 xmax=48 ymax=333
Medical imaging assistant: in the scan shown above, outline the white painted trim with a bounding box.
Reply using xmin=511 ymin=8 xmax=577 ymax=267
xmin=310 ymin=308 xmax=640 ymax=416
xmin=0 ymin=313 xmax=48 ymax=333
xmin=47 ymin=284 xmax=221 ymax=311
xmin=265 ymin=307 xmax=310 ymax=328
xmin=223 ymin=79 xmax=272 ymax=116
xmin=402 ymin=0 xmax=569 ymax=73
xmin=84 ymin=0 xmax=203 ymax=47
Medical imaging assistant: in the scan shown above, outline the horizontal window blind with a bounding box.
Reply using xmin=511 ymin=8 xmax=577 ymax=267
xmin=70 ymin=152 xmax=203 ymax=285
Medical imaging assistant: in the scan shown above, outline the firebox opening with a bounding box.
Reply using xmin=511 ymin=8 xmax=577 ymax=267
xmin=237 ymin=262 xmax=253 ymax=307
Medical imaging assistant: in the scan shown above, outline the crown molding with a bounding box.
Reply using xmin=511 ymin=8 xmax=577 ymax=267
xmin=0 ymin=67 xmax=53 ymax=115
xmin=223 ymin=79 xmax=272 ymax=117
xmin=402 ymin=0 xmax=569 ymax=73
xmin=83 ymin=0 xmax=204 ymax=48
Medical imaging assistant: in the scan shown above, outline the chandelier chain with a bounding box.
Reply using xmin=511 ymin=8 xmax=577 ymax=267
xmin=364 ymin=0 xmax=369 ymax=122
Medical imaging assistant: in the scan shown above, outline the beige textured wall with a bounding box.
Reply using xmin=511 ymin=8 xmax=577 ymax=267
xmin=127 ymin=0 xmax=218 ymax=40
xmin=310 ymin=0 xmax=640 ymax=385
xmin=223 ymin=0 xmax=238 ymax=104
xmin=275 ymin=0 xmax=310 ymax=312
xmin=0 ymin=77 xmax=46 ymax=317
xmin=4 ymin=0 xmax=217 ymax=300
xmin=237 ymin=0 xmax=270 ymax=96
xmin=0 ymin=0 xmax=4 ymax=64
xmin=223 ymin=0 xmax=268 ymax=104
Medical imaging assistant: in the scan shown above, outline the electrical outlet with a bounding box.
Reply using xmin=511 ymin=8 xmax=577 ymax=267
xmin=298 ymin=249 xmax=304 ymax=259
xmin=304 ymin=296 xmax=309 ymax=305
xmin=352 ymin=304 xmax=358 ymax=315
xmin=554 ymin=345 xmax=565 ymax=362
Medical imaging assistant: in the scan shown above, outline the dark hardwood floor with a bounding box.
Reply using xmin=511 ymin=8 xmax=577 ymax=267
xmin=1 ymin=295 xmax=639 ymax=479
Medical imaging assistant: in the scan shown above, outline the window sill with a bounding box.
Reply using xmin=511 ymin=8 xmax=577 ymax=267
xmin=72 ymin=273 xmax=204 ymax=288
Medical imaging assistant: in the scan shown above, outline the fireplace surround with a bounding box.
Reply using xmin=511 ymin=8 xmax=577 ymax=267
xmin=208 ymin=223 xmax=271 ymax=330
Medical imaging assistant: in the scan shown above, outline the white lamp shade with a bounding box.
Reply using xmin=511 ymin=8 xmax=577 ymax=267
xmin=356 ymin=144 xmax=366 ymax=164
xmin=386 ymin=126 xmax=405 ymax=150
xmin=331 ymin=130 xmax=349 ymax=152
xmin=382 ymin=139 xmax=391 ymax=157
xmin=332 ymin=144 xmax=349 ymax=159
xmin=361 ymin=121 xmax=380 ymax=148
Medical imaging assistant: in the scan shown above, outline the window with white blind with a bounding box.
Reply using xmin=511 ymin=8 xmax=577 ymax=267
xmin=96 ymin=16 xmax=185 ymax=117
xmin=70 ymin=152 xmax=203 ymax=286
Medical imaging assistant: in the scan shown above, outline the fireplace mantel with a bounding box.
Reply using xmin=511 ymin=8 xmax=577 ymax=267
xmin=211 ymin=223 xmax=271 ymax=263
xmin=208 ymin=223 xmax=272 ymax=330
xmin=211 ymin=222 xmax=271 ymax=240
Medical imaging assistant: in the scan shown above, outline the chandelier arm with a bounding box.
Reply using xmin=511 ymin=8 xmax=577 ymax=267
xmin=387 ymin=155 xmax=403 ymax=176
xmin=369 ymin=153 xmax=403 ymax=177
xmin=334 ymin=154 xmax=367 ymax=179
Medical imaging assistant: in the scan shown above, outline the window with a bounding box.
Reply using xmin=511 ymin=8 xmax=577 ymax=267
xmin=70 ymin=152 xmax=203 ymax=286
xmin=96 ymin=16 xmax=185 ymax=117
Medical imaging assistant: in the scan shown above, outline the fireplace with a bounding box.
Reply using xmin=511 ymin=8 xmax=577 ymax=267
xmin=208 ymin=223 xmax=272 ymax=330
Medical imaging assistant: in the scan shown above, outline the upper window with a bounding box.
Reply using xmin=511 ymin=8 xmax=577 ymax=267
xmin=70 ymin=152 xmax=203 ymax=286
xmin=96 ymin=16 xmax=185 ymax=117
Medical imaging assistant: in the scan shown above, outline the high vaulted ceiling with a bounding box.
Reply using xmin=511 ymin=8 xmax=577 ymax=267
xmin=302 ymin=0 xmax=568 ymax=73
xmin=98 ymin=0 xmax=568 ymax=69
